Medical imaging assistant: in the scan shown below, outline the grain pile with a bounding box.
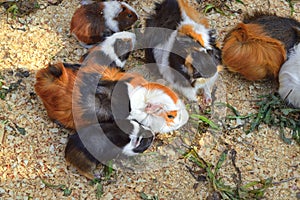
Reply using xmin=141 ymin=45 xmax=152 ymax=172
xmin=0 ymin=0 xmax=299 ymax=199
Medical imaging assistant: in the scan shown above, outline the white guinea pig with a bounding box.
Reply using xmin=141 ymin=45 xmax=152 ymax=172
xmin=278 ymin=43 xmax=300 ymax=108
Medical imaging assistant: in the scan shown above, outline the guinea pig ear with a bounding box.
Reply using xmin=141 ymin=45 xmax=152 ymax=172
xmin=113 ymin=38 xmax=133 ymax=62
xmin=232 ymin=23 xmax=249 ymax=42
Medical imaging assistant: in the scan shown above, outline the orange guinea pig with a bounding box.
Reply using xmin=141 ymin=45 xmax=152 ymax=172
xmin=70 ymin=1 xmax=138 ymax=47
xmin=222 ymin=11 xmax=300 ymax=81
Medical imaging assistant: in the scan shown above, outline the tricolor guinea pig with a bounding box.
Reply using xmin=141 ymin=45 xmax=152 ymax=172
xmin=278 ymin=42 xmax=300 ymax=108
xmin=222 ymin=11 xmax=300 ymax=81
xmin=70 ymin=1 xmax=138 ymax=47
xmin=35 ymin=62 xmax=189 ymax=133
xmin=80 ymin=31 xmax=136 ymax=69
xmin=73 ymin=64 xmax=189 ymax=133
xmin=65 ymin=119 xmax=154 ymax=179
xmin=144 ymin=0 xmax=221 ymax=104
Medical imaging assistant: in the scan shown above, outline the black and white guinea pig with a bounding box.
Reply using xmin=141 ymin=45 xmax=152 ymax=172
xmin=70 ymin=1 xmax=138 ymax=47
xmin=65 ymin=119 xmax=155 ymax=179
xmin=278 ymin=42 xmax=300 ymax=108
xmin=222 ymin=11 xmax=300 ymax=81
xmin=144 ymin=0 xmax=221 ymax=104
xmin=80 ymin=31 xmax=136 ymax=69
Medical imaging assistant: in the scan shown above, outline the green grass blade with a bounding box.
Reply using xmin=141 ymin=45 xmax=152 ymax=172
xmin=190 ymin=114 xmax=220 ymax=130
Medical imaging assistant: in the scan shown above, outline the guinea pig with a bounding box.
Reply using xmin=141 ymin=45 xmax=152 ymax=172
xmin=35 ymin=62 xmax=189 ymax=133
xmin=144 ymin=0 xmax=221 ymax=104
xmin=222 ymin=11 xmax=300 ymax=81
xmin=80 ymin=31 xmax=136 ymax=69
xmin=278 ymin=42 xmax=300 ymax=108
xmin=65 ymin=119 xmax=154 ymax=180
xmin=73 ymin=63 xmax=189 ymax=133
xmin=70 ymin=1 xmax=138 ymax=47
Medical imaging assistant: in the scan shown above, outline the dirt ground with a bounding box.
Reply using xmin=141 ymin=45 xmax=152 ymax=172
xmin=0 ymin=0 xmax=299 ymax=199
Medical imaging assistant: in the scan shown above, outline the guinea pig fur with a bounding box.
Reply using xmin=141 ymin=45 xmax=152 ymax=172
xmin=35 ymin=62 xmax=80 ymax=128
xmin=144 ymin=0 xmax=221 ymax=103
xmin=65 ymin=119 xmax=154 ymax=180
xmin=278 ymin=42 xmax=300 ymax=108
xmin=80 ymin=31 xmax=136 ymax=69
xmin=222 ymin=11 xmax=300 ymax=81
xmin=70 ymin=1 xmax=138 ymax=47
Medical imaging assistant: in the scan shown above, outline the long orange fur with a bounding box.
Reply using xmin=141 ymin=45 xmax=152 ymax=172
xmin=35 ymin=63 xmax=77 ymax=128
xmin=222 ymin=23 xmax=287 ymax=80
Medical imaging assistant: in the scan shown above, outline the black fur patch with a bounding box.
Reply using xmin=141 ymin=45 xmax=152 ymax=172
xmin=63 ymin=63 xmax=82 ymax=71
xmin=244 ymin=11 xmax=300 ymax=51
xmin=82 ymin=49 xmax=120 ymax=68
xmin=65 ymin=133 xmax=99 ymax=166
xmin=144 ymin=0 xmax=182 ymax=63
xmin=78 ymin=72 xmax=132 ymax=124
xmin=48 ymin=64 xmax=63 ymax=78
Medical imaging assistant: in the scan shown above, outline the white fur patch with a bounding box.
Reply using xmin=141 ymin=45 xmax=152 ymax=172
xmin=278 ymin=43 xmax=300 ymax=108
xmin=121 ymin=120 xmax=141 ymax=156
xmin=153 ymin=30 xmax=178 ymax=84
xmin=103 ymin=1 xmax=122 ymax=32
xmin=179 ymin=9 xmax=211 ymax=49
xmin=179 ymin=20 xmax=211 ymax=50
xmin=128 ymin=83 xmax=189 ymax=133
xmin=100 ymin=31 xmax=136 ymax=68
xmin=80 ymin=0 xmax=94 ymax=5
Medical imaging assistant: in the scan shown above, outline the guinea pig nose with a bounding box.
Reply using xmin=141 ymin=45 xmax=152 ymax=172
xmin=133 ymin=135 xmax=154 ymax=153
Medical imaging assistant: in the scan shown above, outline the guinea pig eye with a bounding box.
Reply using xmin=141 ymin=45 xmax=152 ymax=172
xmin=127 ymin=13 xmax=133 ymax=18
xmin=167 ymin=115 xmax=175 ymax=119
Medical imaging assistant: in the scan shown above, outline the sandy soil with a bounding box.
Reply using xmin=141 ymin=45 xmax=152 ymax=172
xmin=0 ymin=0 xmax=299 ymax=199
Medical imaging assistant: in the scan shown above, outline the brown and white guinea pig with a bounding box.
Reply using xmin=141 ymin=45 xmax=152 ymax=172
xmin=222 ymin=11 xmax=300 ymax=81
xmin=65 ymin=119 xmax=154 ymax=180
xmin=80 ymin=31 xmax=136 ymax=69
xmin=278 ymin=42 xmax=300 ymax=108
xmin=144 ymin=0 xmax=221 ymax=104
xmin=35 ymin=62 xmax=189 ymax=133
xmin=70 ymin=1 xmax=138 ymax=48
